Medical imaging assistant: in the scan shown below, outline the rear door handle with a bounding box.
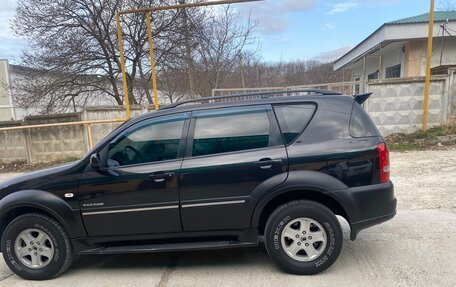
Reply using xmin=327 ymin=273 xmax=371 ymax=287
xmin=149 ymin=172 xmax=175 ymax=183
xmin=255 ymin=158 xmax=282 ymax=170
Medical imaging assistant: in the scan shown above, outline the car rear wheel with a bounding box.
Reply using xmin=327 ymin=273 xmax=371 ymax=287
xmin=264 ymin=200 xmax=343 ymax=275
xmin=1 ymin=213 xmax=73 ymax=280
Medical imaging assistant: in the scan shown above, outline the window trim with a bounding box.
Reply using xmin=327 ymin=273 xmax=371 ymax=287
xmin=272 ymin=102 xmax=318 ymax=146
xmin=101 ymin=112 xmax=191 ymax=169
xmin=184 ymin=105 xmax=283 ymax=159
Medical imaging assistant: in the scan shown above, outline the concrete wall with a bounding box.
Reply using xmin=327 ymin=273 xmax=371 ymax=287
xmin=0 ymin=107 xmax=155 ymax=164
xmin=25 ymin=113 xmax=85 ymax=162
xmin=0 ymin=121 xmax=27 ymax=162
xmin=366 ymin=75 xmax=450 ymax=136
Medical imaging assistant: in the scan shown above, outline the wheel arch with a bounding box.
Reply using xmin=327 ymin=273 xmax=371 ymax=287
xmin=0 ymin=190 xmax=86 ymax=242
xmin=252 ymin=188 xmax=350 ymax=236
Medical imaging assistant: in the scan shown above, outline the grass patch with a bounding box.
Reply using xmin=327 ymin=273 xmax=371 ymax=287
xmin=386 ymin=124 xmax=456 ymax=151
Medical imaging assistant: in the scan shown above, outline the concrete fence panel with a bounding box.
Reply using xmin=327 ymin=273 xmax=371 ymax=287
xmin=24 ymin=113 xmax=85 ymax=162
xmin=0 ymin=121 xmax=27 ymax=162
xmin=366 ymin=76 xmax=448 ymax=136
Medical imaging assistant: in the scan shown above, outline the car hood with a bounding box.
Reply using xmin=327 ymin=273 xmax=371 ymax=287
xmin=0 ymin=161 xmax=81 ymax=194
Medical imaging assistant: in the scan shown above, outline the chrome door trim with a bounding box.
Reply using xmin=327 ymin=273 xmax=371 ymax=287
xmin=82 ymin=205 xmax=179 ymax=216
xmin=181 ymin=200 xmax=246 ymax=208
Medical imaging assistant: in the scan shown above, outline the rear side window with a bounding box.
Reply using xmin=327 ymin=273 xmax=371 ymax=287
xmin=192 ymin=108 xmax=271 ymax=156
xmin=274 ymin=104 xmax=316 ymax=144
xmin=350 ymin=103 xmax=377 ymax=137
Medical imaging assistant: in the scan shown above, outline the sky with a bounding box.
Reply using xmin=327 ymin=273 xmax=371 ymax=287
xmin=0 ymin=0 xmax=439 ymax=64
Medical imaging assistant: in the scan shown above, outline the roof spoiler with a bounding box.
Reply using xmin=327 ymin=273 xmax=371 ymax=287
xmin=354 ymin=93 xmax=372 ymax=104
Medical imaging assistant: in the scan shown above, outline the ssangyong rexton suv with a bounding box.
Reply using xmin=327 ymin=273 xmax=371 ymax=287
xmin=0 ymin=90 xmax=396 ymax=280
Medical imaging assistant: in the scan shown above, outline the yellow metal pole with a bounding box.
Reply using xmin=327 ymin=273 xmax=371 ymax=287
xmin=146 ymin=12 xmax=160 ymax=110
xmin=423 ymin=0 xmax=435 ymax=131
xmin=86 ymin=124 xmax=93 ymax=149
xmin=116 ymin=13 xmax=132 ymax=118
xmin=118 ymin=0 xmax=262 ymax=15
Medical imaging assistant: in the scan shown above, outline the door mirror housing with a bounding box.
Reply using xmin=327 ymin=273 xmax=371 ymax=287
xmin=90 ymin=153 xmax=102 ymax=170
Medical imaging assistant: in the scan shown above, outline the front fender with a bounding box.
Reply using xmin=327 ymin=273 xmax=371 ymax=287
xmin=250 ymin=170 xmax=349 ymax=228
xmin=0 ymin=190 xmax=86 ymax=238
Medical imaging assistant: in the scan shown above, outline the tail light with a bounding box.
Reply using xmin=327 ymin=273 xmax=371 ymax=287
xmin=378 ymin=143 xmax=390 ymax=183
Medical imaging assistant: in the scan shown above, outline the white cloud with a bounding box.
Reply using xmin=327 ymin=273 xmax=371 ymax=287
xmin=326 ymin=0 xmax=399 ymax=15
xmin=327 ymin=0 xmax=359 ymax=15
xmin=238 ymin=0 xmax=315 ymax=34
xmin=322 ymin=22 xmax=336 ymax=31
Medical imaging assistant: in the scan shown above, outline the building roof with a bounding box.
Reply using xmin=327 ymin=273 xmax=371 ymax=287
xmin=387 ymin=11 xmax=456 ymax=24
xmin=334 ymin=11 xmax=456 ymax=71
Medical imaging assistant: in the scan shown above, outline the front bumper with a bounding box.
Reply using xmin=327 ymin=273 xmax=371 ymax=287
xmin=331 ymin=181 xmax=397 ymax=240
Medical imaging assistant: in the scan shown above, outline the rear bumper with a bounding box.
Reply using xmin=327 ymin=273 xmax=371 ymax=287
xmin=331 ymin=181 xmax=397 ymax=240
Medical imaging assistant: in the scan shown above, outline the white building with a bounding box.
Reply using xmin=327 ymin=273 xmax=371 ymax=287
xmin=334 ymin=11 xmax=456 ymax=93
xmin=0 ymin=60 xmax=16 ymax=121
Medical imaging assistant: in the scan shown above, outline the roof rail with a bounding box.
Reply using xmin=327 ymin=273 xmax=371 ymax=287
xmin=160 ymin=89 xmax=342 ymax=110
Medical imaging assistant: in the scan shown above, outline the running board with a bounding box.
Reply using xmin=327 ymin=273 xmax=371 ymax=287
xmin=78 ymin=240 xmax=257 ymax=255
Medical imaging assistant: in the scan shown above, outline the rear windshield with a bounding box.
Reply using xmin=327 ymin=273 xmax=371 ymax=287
xmin=274 ymin=104 xmax=316 ymax=144
xmin=349 ymin=102 xmax=379 ymax=137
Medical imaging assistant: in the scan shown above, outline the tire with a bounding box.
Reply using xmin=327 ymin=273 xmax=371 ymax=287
xmin=264 ymin=200 xmax=343 ymax=275
xmin=1 ymin=213 xmax=74 ymax=280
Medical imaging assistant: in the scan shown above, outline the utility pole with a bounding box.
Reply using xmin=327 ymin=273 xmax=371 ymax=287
xmin=179 ymin=0 xmax=196 ymax=98
xmin=423 ymin=0 xmax=434 ymax=131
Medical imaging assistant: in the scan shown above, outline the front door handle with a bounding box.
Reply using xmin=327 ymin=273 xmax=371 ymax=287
xmin=255 ymin=158 xmax=283 ymax=170
xmin=149 ymin=172 xmax=175 ymax=183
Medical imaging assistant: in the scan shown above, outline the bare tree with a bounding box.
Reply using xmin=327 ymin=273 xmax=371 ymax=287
xmin=12 ymin=0 xmax=180 ymax=113
xmin=193 ymin=6 xmax=259 ymax=96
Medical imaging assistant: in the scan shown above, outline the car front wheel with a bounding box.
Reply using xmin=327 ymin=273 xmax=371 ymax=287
xmin=264 ymin=200 xmax=343 ymax=275
xmin=1 ymin=213 xmax=73 ymax=280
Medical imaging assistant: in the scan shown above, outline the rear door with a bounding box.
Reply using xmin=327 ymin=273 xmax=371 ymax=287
xmin=179 ymin=105 xmax=288 ymax=231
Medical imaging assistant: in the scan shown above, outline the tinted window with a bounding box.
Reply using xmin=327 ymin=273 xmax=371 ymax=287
xmin=274 ymin=104 xmax=315 ymax=144
xmin=350 ymin=104 xmax=376 ymax=137
xmin=107 ymin=117 xmax=185 ymax=167
xmin=192 ymin=109 xmax=271 ymax=156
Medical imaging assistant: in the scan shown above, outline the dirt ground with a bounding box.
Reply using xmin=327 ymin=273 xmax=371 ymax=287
xmin=0 ymin=148 xmax=455 ymax=286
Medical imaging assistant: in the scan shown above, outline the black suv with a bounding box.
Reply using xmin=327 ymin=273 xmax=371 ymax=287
xmin=0 ymin=90 xmax=396 ymax=280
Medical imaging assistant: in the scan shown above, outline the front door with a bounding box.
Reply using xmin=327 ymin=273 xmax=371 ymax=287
xmin=79 ymin=113 xmax=189 ymax=236
xmin=180 ymin=105 xmax=288 ymax=231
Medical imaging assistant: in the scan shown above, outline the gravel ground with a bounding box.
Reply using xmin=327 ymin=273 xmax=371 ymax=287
xmin=0 ymin=148 xmax=455 ymax=286
xmin=390 ymin=148 xmax=456 ymax=213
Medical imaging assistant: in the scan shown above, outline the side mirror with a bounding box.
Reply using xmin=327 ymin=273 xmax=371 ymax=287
xmin=90 ymin=153 xmax=101 ymax=170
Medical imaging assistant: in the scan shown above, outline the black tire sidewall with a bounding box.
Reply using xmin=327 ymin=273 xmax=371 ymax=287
xmin=265 ymin=201 xmax=343 ymax=275
xmin=1 ymin=214 xmax=71 ymax=280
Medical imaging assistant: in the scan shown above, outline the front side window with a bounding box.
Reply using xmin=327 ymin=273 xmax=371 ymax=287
xmin=107 ymin=116 xmax=185 ymax=167
xmin=192 ymin=108 xmax=272 ymax=156
xmin=274 ymin=104 xmax=316 ymax=144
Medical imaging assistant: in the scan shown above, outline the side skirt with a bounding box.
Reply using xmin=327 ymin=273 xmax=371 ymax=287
xmin=71 ymin=229 xmax=259 ymax=255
